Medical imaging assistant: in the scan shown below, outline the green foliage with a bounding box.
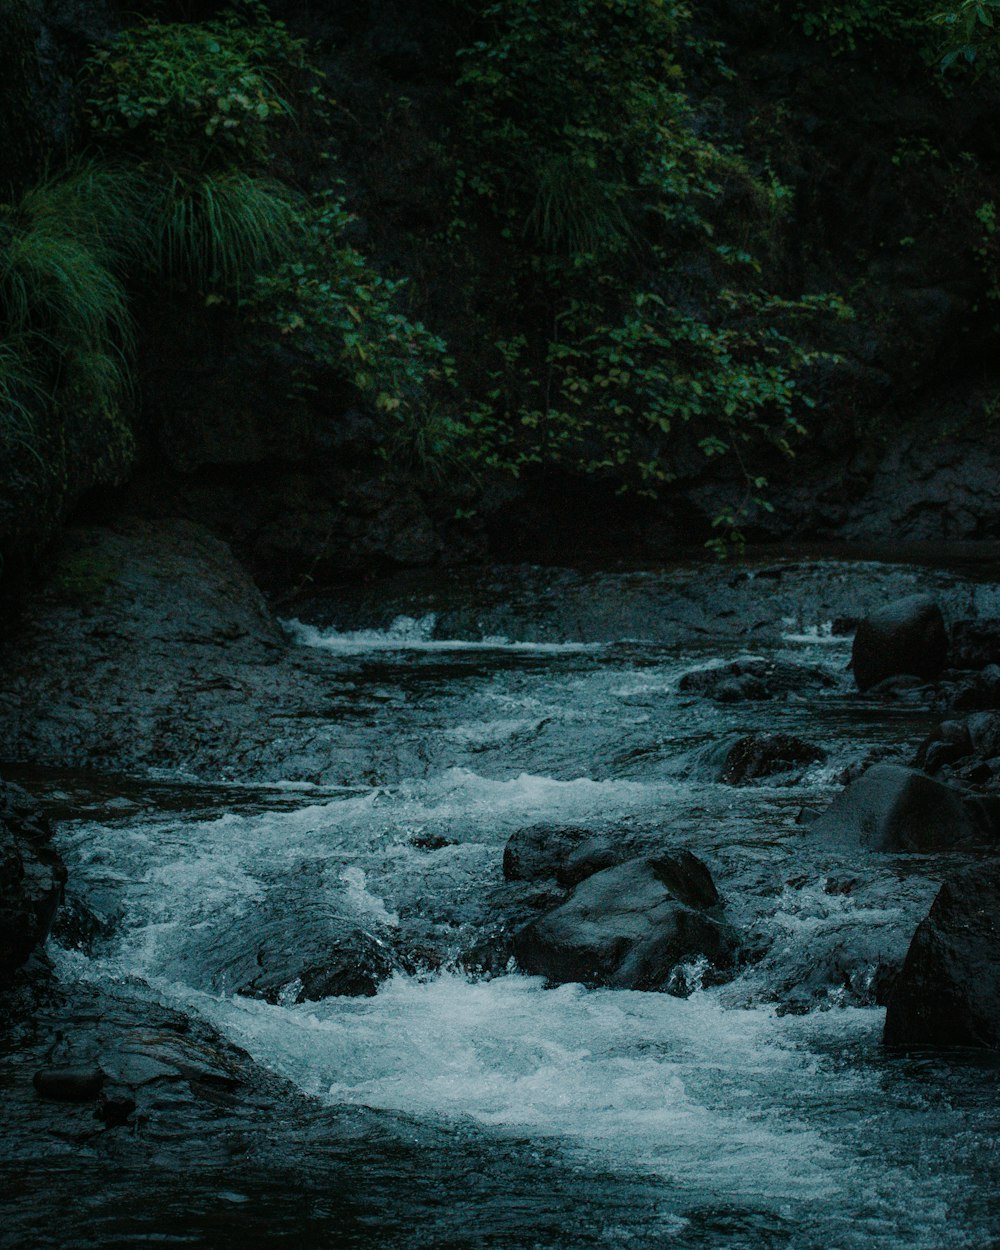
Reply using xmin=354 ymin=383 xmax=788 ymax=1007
xmin=0 ymin=161 xmax=146 ymax=552
xmin=524 ymin=153 xmax=634 ymax=257
xmin=249 ymin=194 xmax=459 ymax=463
xmin=788 ymin=0 xmax=931 ymax=51
xmin=448 ymin=0 xmax=843 ymax=522
xmin=935 ymin=0 xmax=1000 ymax=69
xmin=382 ymin=402 xmax=473 ymax=483
xmin=0 ymin=0 xmax=322 ymax=524
xmin=0 ymin=163 xmax=145 ymax=442
xmin=456 ymin=0 xmax=713 ymax=260
xmin=85 ymin=5 xmax=310 ymax=298
xmin=465 ymin=291 xmax=849 ymax=494
xmin=85 ymin=2 xmax=310 ymax=165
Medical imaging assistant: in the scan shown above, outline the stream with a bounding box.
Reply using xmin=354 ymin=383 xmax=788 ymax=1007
xmin=4 ymin=557 xmax=1000 ymax=1249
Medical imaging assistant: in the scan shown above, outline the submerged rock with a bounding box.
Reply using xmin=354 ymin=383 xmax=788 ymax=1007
xmin=512 ymin=852 xmax=738 ymax=992
xmin=884 ymin=864 xmax=1000 ymax=1050
xmin=851 ymin=594 xmax=947 ymax=692
xmin=720 ymin=733 xmax=826 ymax=784
xmin=237 ymin=929 xmax=396 ymax=1003
xmin=0 ymin=779 xmax=66 ymax=984
xmin=678 ymin=658 xmax=836 ymax=703
xmin=809 ymin=764 xmax=986 ymax=853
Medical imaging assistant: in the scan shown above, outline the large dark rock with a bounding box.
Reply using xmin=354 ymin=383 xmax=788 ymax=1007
xmin=884 ymin=864 xmax=1000 ymax=1050
xmin=0 ymin=779 xmax=66 ymax=984
xmin=851 ymin=595 xmax=947 ymax=692
xmin=678 ymin=658 xmax=836 ymax=703
xmin=809 ymin=764 xmax=986 ymax=852
xmin=511 ymin=852 xmax=739 ymax=992
xmin=720 ymin=733 xmax=826 ymax=784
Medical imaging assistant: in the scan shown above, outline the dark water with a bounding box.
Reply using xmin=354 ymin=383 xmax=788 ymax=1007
xmin=6 ymin=559 xmax=1000 ymax=1248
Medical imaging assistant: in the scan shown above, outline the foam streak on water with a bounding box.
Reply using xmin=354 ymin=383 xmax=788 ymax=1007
xmin=284 ymin=613 xmax=603 ymax=654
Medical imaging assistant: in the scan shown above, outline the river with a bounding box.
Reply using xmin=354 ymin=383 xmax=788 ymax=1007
xmin=4 ymin=557 xmax=1000 ymax=1248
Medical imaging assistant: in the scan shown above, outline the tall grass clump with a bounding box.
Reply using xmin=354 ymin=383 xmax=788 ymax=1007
xmin=150 ymin=169 xmax=299 ymax=294
xmin=0 ymin=162 xmax=147 ymax=445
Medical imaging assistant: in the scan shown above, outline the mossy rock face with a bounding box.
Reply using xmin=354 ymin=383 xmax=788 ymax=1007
xmin=51 ymin=548 xmax=119 ymax=600
xmin=0 ymin=0 xmax=118 ymax=192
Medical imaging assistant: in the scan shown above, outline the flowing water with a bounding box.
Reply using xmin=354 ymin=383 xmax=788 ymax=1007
xmin=7 ymin=559 xmax=1000 ymax=1248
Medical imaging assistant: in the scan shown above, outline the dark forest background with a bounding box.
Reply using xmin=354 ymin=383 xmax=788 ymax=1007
xmin=3 ymin=0 xmax=1000 ymax=589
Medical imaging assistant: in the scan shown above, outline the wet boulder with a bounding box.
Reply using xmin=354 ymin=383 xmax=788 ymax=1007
xmin=809 ymin=764 xmax=987 ymax=852
xmin=720 ymin=733 xmax=826 ymax=785
xmin=948 ymin=618 xmax=1000 ymax=671
xmin=237 ymin=929 xmax=396 ymax=1003
xmin=884 ymin=865 xmax=1000 ymax=1050
xmin=556 ymin=838 xmax=625 ymax=888
xmin=835 ymin=745 xmax=908 ymax=787
xmin=937 ymin=664 xmax=1000 ymax=713
xmin=678 ymin=658 xmax=836 ymax=703
xmin=916 ymin=712 xmax=1000 ymax=792
xmin=0 ymin=779 xmax=66 ymax=983
xmin=851 ymin=595 xmax=947 ymax=693
xmin=512 ymin=852 xmax=739 ymax=992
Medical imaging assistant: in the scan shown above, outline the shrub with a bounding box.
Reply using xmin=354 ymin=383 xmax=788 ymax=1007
xmin=248 ymin=193 xmax=458 ymax=451
xmin=456 ymin=0 xmax=710 ymax=261
xmin=84 ymin=2 xmax=310 ymax=166
xmin=150 ymin=169 xmax=299 ymax=294
xmin=84 ymin=3 xmax=312 ymax=298
xmin=447 ymin=0 xmax=845 ymax=523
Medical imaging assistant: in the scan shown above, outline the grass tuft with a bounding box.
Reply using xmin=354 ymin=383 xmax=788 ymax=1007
xmin=152 ymin=169 xmax=300 ymax=294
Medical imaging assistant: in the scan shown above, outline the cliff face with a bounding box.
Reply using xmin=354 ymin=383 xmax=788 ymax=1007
xmin=4 ymin=0 xmax=1000 ymax=591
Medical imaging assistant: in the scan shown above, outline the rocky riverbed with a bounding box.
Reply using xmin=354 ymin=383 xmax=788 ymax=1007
xmin=4 ymin=520 xmax=1000 ymax=1248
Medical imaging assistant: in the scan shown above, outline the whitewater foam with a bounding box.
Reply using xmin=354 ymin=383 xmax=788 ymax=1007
xmin=284 ymin=613 xmax=603 ymax=654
